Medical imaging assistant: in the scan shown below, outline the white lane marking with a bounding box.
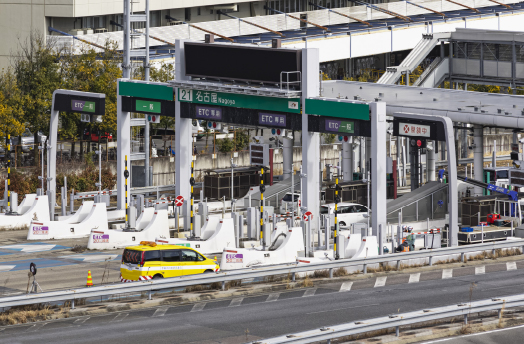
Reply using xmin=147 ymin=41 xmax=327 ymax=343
xmin=418 ymin=324 xmax=524 ymax=343
xmin=0 ymin=265 xmax=16 ymax=272
xmin=409 ymin=273 xmax=421 ymax=283
xmin=507 ymin=262 xmax=517 ymax=271
xmin=307 ymin=303 xmax=380 ymax=315
xmin=73 ymin=317 xmax=90 ymax=324
xmin=374 ymin=276 xmax=387 ymax=287
xmin=442 ymin=269 xmax=453 ymax=279
xmin=475 ymin=266 xmax=485 ymax=275
xmin=191 ymin=303 xmax=206 ymax=312
xmin=26 ymin=323 xmax=46 ymax=332
xmin=266 ymin=293 xmax=280 ymax=302
xmin=303 ymin=288 xmax=317 ymax=297
xmin=152 ymin=307 xmax=169 ymax=317
xmin=229 ymin=298 xmax=243 ymax=307
xmin=339 ymin=282 xmax=353 ymax=292
xmin=112 ymin=313 xmax=129 ymax=322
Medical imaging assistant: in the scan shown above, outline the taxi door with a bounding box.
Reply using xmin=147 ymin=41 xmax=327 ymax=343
xmin=160 ymin=249 xmax=183 ymax=278
xmin=142 ymin=250 xmax=162 ymax=277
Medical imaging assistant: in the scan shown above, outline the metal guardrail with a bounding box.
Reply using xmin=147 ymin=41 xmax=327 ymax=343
xmin=258 ymin=293 xmax=524 ymax=343
xmin=73 ymin=184 xmax=179 ymax=200
xmin=1 ymin=239 xmax=523 ymax=308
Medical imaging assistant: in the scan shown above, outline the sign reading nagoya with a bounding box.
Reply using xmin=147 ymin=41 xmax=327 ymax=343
xmin=71 ymin=100 xmax=96 ymax=113
xmin=178 ymin=88 xmax=301 ymax=114
xmin=325 ymin=119 xmax=354 ymax=134
xmin=400 ymin=122 xmax=431 ymax=138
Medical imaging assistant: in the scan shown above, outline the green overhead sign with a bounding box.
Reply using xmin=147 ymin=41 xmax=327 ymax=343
xmin=178 ymin=88 xmax=301 ymax=114
xmin=136 ymin=99 xmax=161 ymax=114
xmin=306 ymin=98 xmax=369 ymax=121
xmin=119 ymin=81 xmax=173 ymax=101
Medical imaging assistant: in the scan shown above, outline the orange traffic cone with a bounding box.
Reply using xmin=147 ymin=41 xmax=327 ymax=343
xmin=214 ymin=256 xmax=217 ymax=263
xmin=86 ymin=270 xmax=94 ymax=287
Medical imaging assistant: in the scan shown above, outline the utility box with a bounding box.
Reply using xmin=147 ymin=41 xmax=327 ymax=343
xmin=424 ymin=233 xmax=441 ymax=249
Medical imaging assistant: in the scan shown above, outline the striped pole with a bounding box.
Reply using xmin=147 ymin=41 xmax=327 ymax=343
xmin=125 ymin=155 xmax=128 ymax=227
xmin=260 ymin=167 xmax=264 ymax=247
xmin=334 ymin=177 xmax=339 ymax=260
xmin=190 ymin=160 xmax=194 ymax=236
xmin=6 ymin=135 xmax=10 ymax=213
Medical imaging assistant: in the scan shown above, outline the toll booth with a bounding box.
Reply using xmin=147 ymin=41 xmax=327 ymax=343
xmin=461 ymin=195 xmax=498 ymax=227
xmin=325 ymin=181 xmax=368 ymax=205
xmin=203 ymin=167 xmax=270 ymax=200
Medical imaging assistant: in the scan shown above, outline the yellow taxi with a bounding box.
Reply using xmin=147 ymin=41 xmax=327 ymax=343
xmin=120 ymin=241 xmax=220 ymax=282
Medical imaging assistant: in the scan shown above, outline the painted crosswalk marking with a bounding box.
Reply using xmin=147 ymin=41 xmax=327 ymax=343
xmin=303 ymin=288 xmax=317 ymax=297
xmin=152 ymin=307 xmax=169 ymax=317
xmin=191 ymin=303 xmax=206 ymax=312
xmin=73 ymin=317 xmax=90 ymax=324
xmin=442 ymin=269 xmax=453 ymax=279
xmin=409 ymin=273 xmax=420 ymax=283
xmin=112 ymin=313 xmax=129 ymax=322
xmin=339 ymin=282 xmax=353 ymax=292
xmin=266 ymin=293 xmax=280 ymax=302
xmin=374 ymin=276 xmax=387 ymax=287
xmin=229 ymin=298 xmax=243 ymax=307
xmin=475 ymin=266 xmax=485 ymax=275
xmin=507 ymin=262 xmax=517 ymax=271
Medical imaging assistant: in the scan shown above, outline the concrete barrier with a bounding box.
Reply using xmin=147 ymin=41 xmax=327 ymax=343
xmin=87 ymin=209 xmax=169 ymax=250
xmin=27 ymin=201 xmax=109 ymax=240
xmin=220 ymin=226 xmax=304 ymax=270
xmin=0 ymin=195 xmax=50 ymax=230
xmin=156 ymin=218 xmax=235 ymax=255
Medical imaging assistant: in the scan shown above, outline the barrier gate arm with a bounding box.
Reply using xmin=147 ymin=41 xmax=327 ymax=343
xmin=439 ymin=169 xmax=518 ymax=202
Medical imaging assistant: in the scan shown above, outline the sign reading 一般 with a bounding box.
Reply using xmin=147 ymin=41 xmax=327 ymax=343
xmin=325 ymin=119 xmax=354 ymax=134
xmin=399 ymin=122 xmax=431 ymax=138
xmin=72 ymin=100 xmax=96 ymax=113
xmin=196 ymin=106 xmax=223 ymax=120
xmin=177 ymin=88 xmax=301 ymax=114
xmin=136 ymin=100 xmax=161 ymax=114
xmin=259 ymin=113 xmax=286 ymax=127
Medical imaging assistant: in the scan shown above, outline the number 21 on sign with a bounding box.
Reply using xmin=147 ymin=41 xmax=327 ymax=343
xmin=179 ymin=89 xmax=193 ymax=101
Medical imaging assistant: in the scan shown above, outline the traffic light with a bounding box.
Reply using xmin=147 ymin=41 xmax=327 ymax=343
xmin=410 ymin=139 xmax=426 ymax=149
xmin=207 ymin=121 xmax=222 ymax=130
xmin=271 ymin=128 xmax=286 ymax=136
xmin=147 ymin=114 xmax=161 ymax=123
xmin=80 ymin=114 xmax=90 ymax=123
xmin=338 ymin=135 xmax=349 ymax=142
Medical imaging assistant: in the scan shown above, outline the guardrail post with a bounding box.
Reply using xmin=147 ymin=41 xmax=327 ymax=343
xmin=498 ymin=309 xmax=502 ymax=319
xmin=492 ymin=248 xmax=496 ymax=256
xmin=329 ymin=268 xmax=333 ymax=278
xmin=292 ymin=272 xmax=296 ymax=282
xmin=464 ymin=314 xmax=468 ymax=325
xmin=461 ymin=252 xmax=465 ymax=263
xmin=396 ymin=326 xmax=399 ymax=337
xmin=222 ymin=281 xmax=226 ymax=291
xmin=363 ymin=264 xmax=367 ymax=274
xmin=148 ymin=290 xmax=152 ymax=300
xmin=429 ymin=256 xmax=433 ymax=266
xmin=396 ymin=260 xmax=401 ymax=270
xmin=71 ymin=299 xmax=75 ymax=310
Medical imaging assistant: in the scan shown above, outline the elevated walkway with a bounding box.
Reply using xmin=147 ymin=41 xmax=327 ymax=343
xmin=377 ymin=33 xmax=450 ymax=85
xmin=242 ymin=177 xmax=300 ymax=209
xmin=413 ymin=57 xmax=449 ymax=87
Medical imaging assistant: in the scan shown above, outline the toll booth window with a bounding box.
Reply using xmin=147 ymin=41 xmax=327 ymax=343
xmin=144 ymin=250 xmax=161 ymax=262
xmin=123 ymin=249 xmax=141 ymax=264
xmin=162 ymin=250 xmax=181 ymax=262
xmin=182 ymin=250 xmax=198 ymax=262
xmin=497 ymin=170 xmax=508 ymax=179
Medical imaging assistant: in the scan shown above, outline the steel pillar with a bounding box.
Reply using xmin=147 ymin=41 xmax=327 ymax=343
xmin=282 ymin=137 xmax=293 ymax=181
xmin=473 ymin=125 xmax=484 ymax=196
xmin=371 ymin=102 xmax=387 ymax=254
xmin=302 ymin=48 xmax=320 ymax=232
xmin=427 ymin=140 xmax=436 ymax=182
xmin=175 ymin=40 xmax=192 ymax=229
xmin=342 ymin=140 xmax=353 ymax=181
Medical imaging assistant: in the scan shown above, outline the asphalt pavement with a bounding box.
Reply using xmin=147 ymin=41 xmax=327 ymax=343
xmin=3 ymin=262 xmax=524 ymax=343
xmin=421 ymin=324 xmax=524 ymax=344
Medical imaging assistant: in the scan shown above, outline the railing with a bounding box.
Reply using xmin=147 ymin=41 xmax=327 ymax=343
xmin=1 ymin=239 xmax=523 ymax=309
xmin=412 ymin=56 xmax=441 ymax=86
xmin=258 ymin=293 xmax=524 ymax=343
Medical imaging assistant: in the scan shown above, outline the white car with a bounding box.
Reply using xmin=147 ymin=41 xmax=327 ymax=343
xmin=279 ymin=192 xmax=301 ymax=214
xmin=320 ymin=202 xmax=368 ymax=227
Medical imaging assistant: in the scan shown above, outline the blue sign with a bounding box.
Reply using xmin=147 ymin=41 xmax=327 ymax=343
xmin=259 ymin=113 xmax=286 ymax=127
xmin=196 ymin=106 xmax=222 ymax=120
